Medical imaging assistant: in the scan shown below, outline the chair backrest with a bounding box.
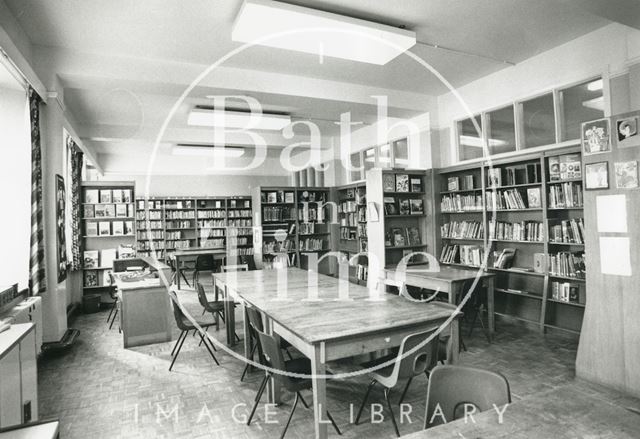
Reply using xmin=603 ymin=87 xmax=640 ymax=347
xmin=195 ymin=255 xmax=216 ymax=271
xmin=168 ymin=290 xmax=191 ymax=331
xmin=222 ymin=264 xmax=248 ymax=272
xmin=252 ymin=325 xmax=298 ymax=390
xmin=195 ymin=282 xmax=213 ymax=311
xmin=239 ymin=254 xmax=257 ymax=271
xmin=245 ymin=306 xmax=266 ymax=363
xmin=107 ymin=272 xmax=118 ymax=299
xmin=387 ymin=329 xmax=439 ymax=385
xmin=425 ymin=365 xmax=511 ymax=428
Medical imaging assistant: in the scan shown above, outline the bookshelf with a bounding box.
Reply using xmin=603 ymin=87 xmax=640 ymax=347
xmin=81 ymin=181 xmax=136 ymax=297
xmin=367 ymin=169 xmax=434 ymax=286
xmin=435 ymin=147 xmax=586 ymax=335
xmin=225 ymin=196 xmax=254 ymax=262
xmin=337 ymin=182 xmax=368 ymax=283
xmin=136 ymin=197 xmax=165 ymax=259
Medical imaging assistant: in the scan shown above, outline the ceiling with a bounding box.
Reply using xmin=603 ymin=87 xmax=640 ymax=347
xmin=2 ymin=0 xmax=615 ymax=175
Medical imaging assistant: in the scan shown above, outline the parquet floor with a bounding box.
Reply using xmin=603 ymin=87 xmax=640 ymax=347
xmin=38 ymin=282 xmax=581 ymax=438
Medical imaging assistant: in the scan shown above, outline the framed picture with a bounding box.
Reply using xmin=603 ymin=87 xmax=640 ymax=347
xmin=585 ymin=161 xmax=609 ymax=190
xmin=615 ymin=112 xmax=640 ymax=149
xmin=582 ymin=118 xmax=611 ymax=155
xmin=55 ymin=175 xmax=68 ymax=283
xmin=614 ymin=160 xmax=639 ymax=189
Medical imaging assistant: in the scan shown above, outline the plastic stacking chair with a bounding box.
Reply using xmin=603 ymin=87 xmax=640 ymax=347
xmin=168 ymin=290 xmax=220 ymax=371
xmin=424 ymin=365 xmax=511 ymax=430
xmin=246 ymin=315 xmax=342 ymax=439
xmin=167 ymin=256 xmax=190 ymax=288
xmin=196 ymin=282 xmax=225 ymax=323
xmin=193 ymin=255 xmax=219 ymax=285
xmin=355 ymin=329 xmax=439 ymax=437
xmin=106 ymin=272 xmax=121 ymax=332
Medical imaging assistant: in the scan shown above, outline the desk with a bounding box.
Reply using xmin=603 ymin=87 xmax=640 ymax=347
xmin=0 ymin=420 xmax=59 ymax=439
xmin=113 ymin=257 xmax=172 ymax=348
xmin=382 ymin=265 xmax=495 ymax=335
xmin=402 ymin=382 xmax=640 ymax=438
xmin=213 ymin=268 xmax=461 ymax=439
xmin=172 ymin=248 xmax=226 ymax=290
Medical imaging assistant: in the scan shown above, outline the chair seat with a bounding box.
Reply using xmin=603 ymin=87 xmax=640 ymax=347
xmin=205 ymin=301 xmax=225 ymax=312
xmin=179 ymin=317 xmax=218 ymax=330
xmin=361 ymin=353 xmax=399 ymax=388
xmin=282 ymin=357 xmax=313 ymax=391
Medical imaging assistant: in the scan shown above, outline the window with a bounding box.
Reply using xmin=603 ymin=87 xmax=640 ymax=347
xmin=560 ymin=78 xmax=604 ymax=141
xmin=520 ymin=93 xmax=556 ymax=148
xmin=363 ymin=148 xmax=376 ymax=173
xmin=486 ymin=106 xmax=516 ymax=156
xmin=457 ymin=116 xmax=484 ymax=161
xmin=349 ymin=152 xmax=362 ymax=182
xmin=378 ymin=143 xmax=391 ymax=168
xmin=392 ymin=138 xmax=408 ymax=168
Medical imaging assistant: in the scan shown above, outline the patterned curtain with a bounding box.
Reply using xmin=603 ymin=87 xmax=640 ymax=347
xmin=66 ymin=136 xmax=83 ymax=271
xmin=29 ymin=87 xmax=46 ymax=295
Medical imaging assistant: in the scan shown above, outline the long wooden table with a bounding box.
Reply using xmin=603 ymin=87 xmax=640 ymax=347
xmin=402 ymin=382 xmax=640 ymax=438
xmin=382 ymin=265 xmax=496 ymax=336
xmin=213 ymin=268 xmax=461 ymax=439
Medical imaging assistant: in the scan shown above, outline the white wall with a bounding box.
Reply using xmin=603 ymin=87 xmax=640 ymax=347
xmin=436 ymin=23 xmax=640 ymax=166
xmin=0 ymin=86 xmax=31 ymax=289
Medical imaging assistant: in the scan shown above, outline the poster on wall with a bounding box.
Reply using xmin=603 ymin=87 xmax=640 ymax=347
xmin=614 ymin=111 xmax=640 ymax=149
xmin=614 ymin=161 xmax=639 ymax=189
xmin=582 ymin=118 xmax=611 ymax=155
xmin=56 ymin=174 xmax=68 ymax=282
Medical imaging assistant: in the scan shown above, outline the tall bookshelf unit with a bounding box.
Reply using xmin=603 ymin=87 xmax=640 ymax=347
xmin=136 ymin=197 xmax=165 ymax=259
xmin=436 ymin=146 xmax=586 ymax=335
xmin=81 ymin=181 xmax=136 ymax=297
xmin=337 ymin=183 xmax=368 ymax=283
xmin=252 ymin=187 xmax=335 ymax=273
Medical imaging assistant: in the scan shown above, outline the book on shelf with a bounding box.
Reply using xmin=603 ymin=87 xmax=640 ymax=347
xmin=463 ymin=174 xmax=474 ymax=190
xmin=548 ymin=156 xmax=561 ymax=181
xmin=548 ymin=251 xmax=585 ymax=278
xmin=124 ymin=221 xmax=134 ymax=235
xmin=440 ymin=193 xmax=483 ymax=212
xmin=116 ymin=204 xmax=127 ymax=217
xmin=549 ymin=218 xmax=585 ymax=244
xmin=98 ymin=221 xmax=111 ymax=236
xmin=440 ymin=244 xmax=483 ymax=266
xmin=410 ymin=178 xmax=422 ymax=193
xmin=399 ymin=199 xmax=410 ymax=215
xmin=533 ymin=253 xmax=546 ymax=273
xmin=112 ymin=190 xmax=123 ymax=203
xmin=284 ymin=192 xmax=295 ymax=203
xmin=83 ymin=250 xmax=99 ymax=268
xmin=409 ymin=199 xmax=424 ymax=214
xmin=487 ymin=168 xmax=502 ymax=188
xmin=526 ymin=187 xmax=541 ymax=208
xmin=123 ymin=189 xmax=132 ymax=203
xmin=127 ymin=204 xmax=134 ymax=217
xmin=406 ymin=227 xmax=421 ymax=246
xmin=489 ymin=220 xmax=543 ymax=241
xmin=266 ymin=192 xmax=277 ymax=204
xmin=447 ymin=177 xmax=459 ymax=191
xmin=83 ymin=204 xmax=95 ymax=218
xmin=101 ymin=249 xmax=117 ymax=268
xmin=112 ymin=221 xmax=124 ymax=236
xmin=383 ymin=197 xmax=397 ymax=215
xmin=84 ymin=270 xmax=98 ymax=287
xmin=559 ymin=153 xmax=581 ymax=180
xmin=551 ymin=281 xmax=582 ymax=304
xmin=118 ymin=244 xmax=136 ymax=259
xmin=86 ymin=222 xmax=98 ymax=237
xmin=383 ymin=174 xmax=395 ymax=192
xmin=391 ymin=228 xmax=406 ymax=246
xmin=493 ymin=248 xmax=516 ymax=268
xmin=94 ymin=205 xmax=106 ymax=218
xmin=99 ymin=189 xmax=112 ymax=204
xmin=548 ymin=182 xmax=583 ymax=208
xmin=104 ymin=204 xmax=116 ymax=217
xmin=442 ymin=221 xmax=484 ymax=240
xmin=485 ymin=188 xmax=527 ymax=210
xmin=85 ymin=189 xmax=99 ymax=204
xmin=396 ymin=174 xmax=409 ymax=192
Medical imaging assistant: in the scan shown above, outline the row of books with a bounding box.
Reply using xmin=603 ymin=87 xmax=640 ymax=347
xmin=299 ymin=222 xmax=317 ymax=235
xmin=548 ymin=182 xmax=583 ymax=208
xmin=199 ymin=219 xmax=225 ymax=228
xmin=489 ymin=221 xmax=544 ymax=242
xmin=84 ymin=203 xmax=133 ymax=218
xmin=550 ymin=281 xmax=583 ymax=304
xmin=86 ymin=221 xmax=133 ymax=237
xmin=228 ymin=247 xmax=254 ymax=256
xmin=298 ymin=206 xmax=325 ymax=222
xmin=262 ymin=190 xmax=295 ymax=204
xmin=549 ymin=218 xmax=585 ymax=244
xmin=383 ymin=174 xmax=423 ymax=192
xmin=200 ymin=239 xmax=225 ymax=248
xmin=485 ymin=188 xmax=538 ymax=210
xmin=137 ymin=249 xmax=164 ymax=258
xmin=385 ymin=227 xmax=422 ymax=247
xmin=340 ymin=228 xmax=357 ymax=240
xmin=166 ymin=240 xmax=192 ymax=250
xmin=165 ymin=210 xmax=195 ymax=219
xmin=166 ymin=220 xmax=193 ymax=229
xmin=339 ymin=200 xmax=358 ymax=213
xmin=446 ymin=174 xmax=475 ymax=191
xmin=228 ymin=227 xmax=253 ymax=236
xmin=83 ymin=246 xmax=135 ymax=269
xmin=548 ymin=252 xmax=586 ymax=279
xmin=136 ymin=210 xmax=162 ymax=220
xmin=486 ymin=163 xmax=541 ymax=187
xmin=197 ymin=210 xmax=226 ymax=219
xmin=137 ymin=240 xmax=165 ymax=250
xmin=440 ymin=194 xmax=483 ymax=212
xmin=358 ymin=224 xmax=367 ymax=239
xmin=167 ymin=231 xmax=190 ymax=240
xmin=228 ymin=237 xmax=249 ymax=246
xmin=440 ymin=244 xmax=484 ymax=266
xmin=199 ymin=229 xmax=224 ymax=238
xmin=263 ymin=206 xmax=295 ymax=222
xmin=137 ymin=200 xmax=163 ymax=210
xmin=137 ymin=230 xmax=164 ymax=240
xmin=228 ymin=209 xmax=252 ymax=218
xmin=136 ymin=220 xmax=163 ymax=230
xmin=85 ymin=189 xmax=132 ymax=204
xmin=228 ymin=219 xmax=252 ymax=227
xmin=262 ymin=252 xmax=296 ymax=269
xmin=383 ymin=197 xmax=424 ymax=215
xmin=300 ymin=238 xmax=326 ymax=251
xmin=441 ymin=221 xmax=483 ymax=240
xmin=263 ymin=239 xmax=295 ymax=253
xmin=548 ymin=153 xmax=581 ymax=181
xmin=165 ymin=200 xmax=194 ymax=209
xmin=340 ymin=213 xmax=358 ymax=227
xmin=228 ymin=199 xmax=251 ymax=209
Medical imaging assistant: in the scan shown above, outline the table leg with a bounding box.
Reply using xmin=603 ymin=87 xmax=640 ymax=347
xmin=447 ymin=317 xmax=460 ymax=364
xmin=176 ymin=256 xmax=181 ymax=290
xmin=242 ymin=302 xmax=251 ymax=360
xmin=487 ymin=277 xmax=495 ymax=337
xmin=264 ymin=316 xmax=283 ymax=405
xmin=224 ymin=286 xmax=235 ymax=346
xmin=311 ymin=345 xmax=328 ymax=439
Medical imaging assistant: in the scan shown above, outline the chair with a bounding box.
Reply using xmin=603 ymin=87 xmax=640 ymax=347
xmin=196 ymin=281 xmax=226 ymax=323
xmin=424 ymin=365 xmax=511 ymax=429
xmin=193 ymin=255 xmax=220 ymax=285
xmin=355 ymin=329 xmax=439 ymax=437
xmin=246 ymin=313 xmax=341 ymax=439
xmin=168 ymin=290 xmax=220 ymax=371
xmin=106 ymin=272 xmax=120 ymax=332
xmin=166 ymin=256 xmax=190 ymax=287
xmin=239 ymin=254 xmax=257 ymax=271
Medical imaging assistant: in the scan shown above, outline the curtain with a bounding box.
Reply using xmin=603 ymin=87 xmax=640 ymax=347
xmin=28 ymin=87 xmax=46 ymax=295
xmin=65 ymin=136 xmax=83 ymax=271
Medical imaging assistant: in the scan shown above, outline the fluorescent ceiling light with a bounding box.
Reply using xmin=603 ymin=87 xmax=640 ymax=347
xmin=188 ymin=108 xmax=291 ymax=130
xmin=460 ymin=135 xmax=507 ymax=148
xmin=587 ymin=79 xmax=603 ymax=91
xmin=172 ymin=144 xmax=245 ymax=158
xmin=582 ymin=96 xmax=604 ymax=111
xmin=232 ymin=0 xmax=416 ymax=65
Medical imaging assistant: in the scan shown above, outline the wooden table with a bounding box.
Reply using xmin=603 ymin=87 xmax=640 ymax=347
xmin=0 ymin=420 xmax=59 ymax=439
xmin=213 ymin=268 xmax=461 ymax=439
xmin=402 ymin=382 xmax=640 ymax=438
xmin=113 ymin=257 xmax=173 ymax=348
xmin=382 ymin=265 xmax=496 ymax=336
xmin=172 ymin=248 xmax=226 ymax=290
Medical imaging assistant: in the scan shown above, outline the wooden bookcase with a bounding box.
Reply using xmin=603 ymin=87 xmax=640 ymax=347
xmin=337 ymin=182 xmax=368 ymax=283
xmin=164 ymin=197 xmax=198 ymax=253
xmin=252 ymin=186 xmax=335 ymax=273
xmin=435 ymin=146 xmax=586 ymax=335
xmin=367 ymin=169 xmax=435 ymax=285
xmin=136 ymin=197 xmax=165 ymax=259
xmin=81 ymin=181 xmax=136 ymax=296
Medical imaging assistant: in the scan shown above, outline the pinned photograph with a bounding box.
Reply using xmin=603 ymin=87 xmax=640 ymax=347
xmin=582 ymin=118 xmax=611 ymax=155
xmin=615 ymin=113 xmax=640 ymax=149
xmin=585 ymin=161 xmax=609 ymax=190
xmin=614 ymin=161 xmax=638 ymax=189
